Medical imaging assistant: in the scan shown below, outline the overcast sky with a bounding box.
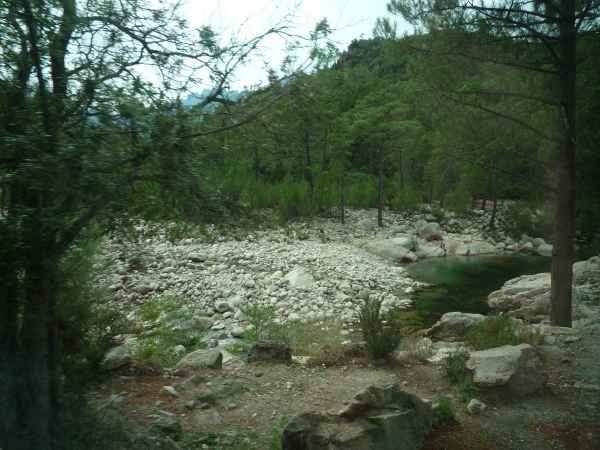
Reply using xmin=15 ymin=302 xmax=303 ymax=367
xmin=180 ymin=0 xmax=412 ymax=91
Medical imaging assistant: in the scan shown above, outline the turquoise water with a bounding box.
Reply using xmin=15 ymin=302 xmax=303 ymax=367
xmin=401 ymin=246 xmax=600 ymax=328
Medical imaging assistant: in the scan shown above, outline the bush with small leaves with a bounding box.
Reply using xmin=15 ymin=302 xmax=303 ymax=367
xmin=359 ymin=298 xmax=403 ymax=360
xmin=443 ymin=347 xmax=470 ymax=381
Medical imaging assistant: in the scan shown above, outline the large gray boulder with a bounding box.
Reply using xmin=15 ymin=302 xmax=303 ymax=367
xmin=353 ymin=238 xmax=418 ymax=263
xmin=419 ymin=222 xmax=442 ymax=241
xmin=573 ymin=255 xmax=600 ymax=285
xmin=284 ymin=268 xmax=316 ymax=289
xmin=247 ymin=341 xmax=292 ymax=364
xmin=466 ymin=344 xmax=548 ymax=395
xmin=487 ymin=273 xmax=551 ymax=316
xmin=176 ymin=349 xmax=222 ymax=370
xmin=391 ymin=236 xmax=414 ymax=251
xmin=487 ymin=257 xmax=600 ymax=317
xmin=518 ymin=242 xmax=535 ymax=254
xmin=282 ymin=384 xmax=432 ymax=450
xmin=537 ymin=244 xmax=553 ymax=257
xmin=425 ymin=312 xmax=485 ymax=341
xmin=358 ymin=219 xmax=376 ymax=231
xmin=415 ymin=244 xmax=445 ymax=259
xmin=101 ymin=346 xmax=133 ymax=371
xmin=532 ymin=237 xmax=546 ymax=247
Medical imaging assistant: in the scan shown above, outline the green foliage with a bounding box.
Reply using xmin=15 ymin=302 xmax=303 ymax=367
xmin=446 ymin=186 xmax=471 ymax=213
xmin=56 ymin=393 xmax=143 ymax=450
xmin=457 ymin=379 xmax=477 ymax=403
xmin=346 ymin=175 xmax=378 ymax=208
xmin=392 ymin=184 xmax=421 ymax=211
xmin=275 ymin=173 xmax=312 ymax=220
xmin=410 ymin=235 xmax=420 ymax=251
xmin=359 ymin=298 xmax=403 ymax=360
xmin=269 ymin=416 xmax=289 ymax=450
xmin=435 ymin=398 xmax=456 ymax=425
xmin=430 ymin=204 xmax=445 ymax=222
xmin=57 ymin=238 xmax=127 ymax=384
xmin=443 ymin=348 xmax=470 ymax=382
xmin=136 ymin=296 xmax=206 ymax=366
xmin=241 ymin=304 xmax=288 ymax=343
xmin=463 ymin=315 xmax=518 ymax=350
xmin=240 ymin=303 xmax=346 ymax=366
xmin=502 ymin=202 xmax=536 ymax=237
xmin=464 ymin=314 xmax=543 ymax=350
xmin=180 ymin=429 xmax=261 ymax=450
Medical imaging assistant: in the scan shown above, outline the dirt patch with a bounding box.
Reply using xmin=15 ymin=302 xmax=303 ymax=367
xmin=87 ymin=310 xmax=600 ymax=449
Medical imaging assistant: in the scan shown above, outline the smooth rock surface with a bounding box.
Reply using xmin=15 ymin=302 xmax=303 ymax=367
xmin=425 ymin=312 xmax=485 ymax=341
xmin=176 ymin=349 xmax=222 ymax=370
xmin=466 ymin=344 xmax=548 ymax=395
xmin=247 ymin=341 xmax=292 ymax=364
xmin=281 ymin=384 xmax=432 ymax=450
xmin=101 ymin=346 xmax=133 ymax=371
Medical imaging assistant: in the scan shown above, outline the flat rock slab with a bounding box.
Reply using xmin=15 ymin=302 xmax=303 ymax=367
xmin=176 ymin=349 xmax=222 ymax=370
xmin=353 ymin=238 xmax=418 ymax=263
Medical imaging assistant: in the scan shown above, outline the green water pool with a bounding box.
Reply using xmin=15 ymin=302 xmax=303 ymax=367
xmin=400 ymin=246 xmax=600 ymax=328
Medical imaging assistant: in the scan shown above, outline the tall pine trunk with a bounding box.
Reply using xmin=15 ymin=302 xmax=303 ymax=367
xmin=489 ymin=172 xmax=498 ymax=229
xmin=480 ymin=168 xmax=493 ymax=211
xmin=550 ymin=0 xmax=577 ymax=327
xmin=304 ymin=125 xmax=313 ymax=191
xmin=378 ymin=144 xmax=384 ymax=228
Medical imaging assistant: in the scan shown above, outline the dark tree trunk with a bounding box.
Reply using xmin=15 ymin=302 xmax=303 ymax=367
xmin=429 ymin=180 xmax=433 ymax=206
xmin=341 ymin=175 xmax=345 ymax=225
xmin=378 ymin=144 xmax=384 ymax=228
xmin=439 ymin=160 xmax=451 ymax=208
xmin=304 ymin=126 xmax=313 ymax=191
xmin=489 ymin=172 xmax=498 ymax=229
xmin=550 ymin=0 xmax=577 ymax=328
xmin=481 ymin=168 xmax=493 ymax=211
xmin=322 ymin=128 xmax=328 ymax=170
xmin=253 ymin=148 xmax=260 ymax=181
xmin=0 ymin=265 xmax=21 ymax=449
xmin=399 ymin=150 xmax=405 ymax=191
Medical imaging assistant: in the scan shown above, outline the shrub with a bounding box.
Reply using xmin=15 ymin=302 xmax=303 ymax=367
xmin=286 ymin=320 xmax=346 ymax=366
xmin=391 ymin=184 xmax=421 ymax=212
xmin=397 ymin=328 xmax=433 ymax=360
xmin=57 ymin=238 xmax=127 ymax=384
xmin=135 ymin=296 xmax=206 ymax=366
xmin=464 ymin=315 xmax=519 ymax=351
xmin=458 ymin=379 xmax=477 ymax=403
xmin=435 ymin=398 xmax=456 ymax=424
xmin=240 ymin=303 xmax=346 ymax=366
xmin=241 ymin=304 xmax=288 ymax=343
xmin=430 ymin=203 xmax=445 ymax=222
xmin=502 ymin=201 xmax=536 ymax=237
xmin=359 ymin=298 xmax=403 ymax=360
xmin=443 ymin=347 xmax=470 ymax=381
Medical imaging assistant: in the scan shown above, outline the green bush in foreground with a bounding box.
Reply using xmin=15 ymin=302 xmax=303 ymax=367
xmin=443 ymin=347 xmax=470 ymax=382
xmin=464 ymin=314 xmax=543 ymax=351
xmin=136 ymin=296 xmax=206 ymax=366
xmin=434 ymin=398 xmax=456 ymax=425
xmin=359 ymin=298 xmax=403 ymax=360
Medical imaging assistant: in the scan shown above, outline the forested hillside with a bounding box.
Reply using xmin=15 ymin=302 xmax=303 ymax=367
xmin=136 ymin=34 xmax=599 ymax=237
